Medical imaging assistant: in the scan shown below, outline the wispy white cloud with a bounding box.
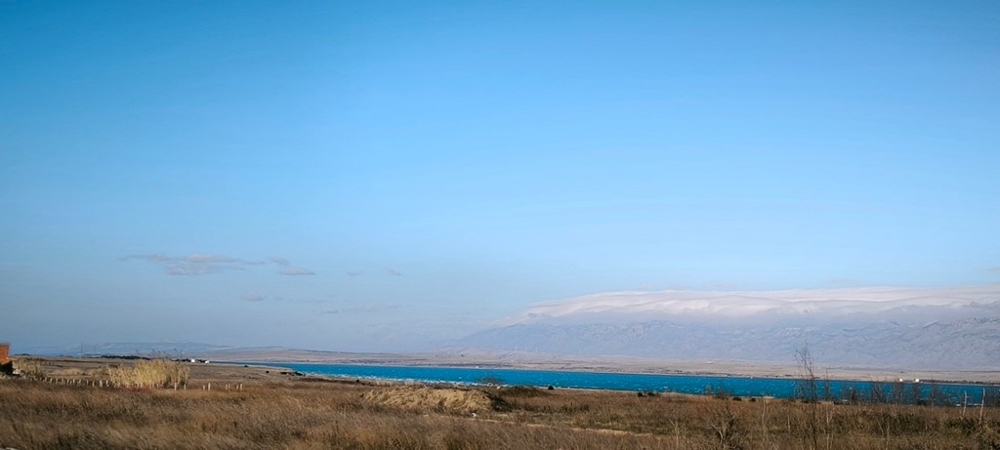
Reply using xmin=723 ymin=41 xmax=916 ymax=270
xmin=242 ymin=292 xmax=267 ymax=302
xmin=122 ymin=253 xmax=315 ymax=277
xmin=185 ymin=253 xmax=239 ymax=264
xmin=269 ymin=257 xmax=290 ymax=266
xmin=120 ymin=253 xmax=172 ymax=262
xmin=280 ymin=267 xmax=315 ymax=276
xmin=165 ymin=264 xmax=218 ymax=276
xmin=122 ymin=253 xmax=244 ymax=275
xmin=386 ymin=268 xmax=403 ymax=276
xmin=320 ymin=303 xmax=403 ymax=315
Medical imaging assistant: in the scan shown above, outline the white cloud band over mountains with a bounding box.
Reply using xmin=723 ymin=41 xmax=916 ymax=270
xmin=465 ymin=285 xmax=1000 ymax=367
xmin=511 ymin=285 xmax=1000 ymax=324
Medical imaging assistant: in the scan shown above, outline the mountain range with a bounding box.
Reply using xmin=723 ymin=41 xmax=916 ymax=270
xmin=460 ymin=317 xmax=1000 ymax=369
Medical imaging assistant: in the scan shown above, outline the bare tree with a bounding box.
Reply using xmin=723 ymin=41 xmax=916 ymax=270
xmin=890 ymin=379 xmax=905 ymax=405
xmin=707 ymin=399 xmax=747 ymax=450
xmin=823 ymin=370 xmax=832 ymax=402
xmin=910 ymin=382 xmax=922 ymax=405
xmin=928 ymin=384 xmax=945 ymax=407
xmin=795 ymin=345 xmax=818 ymax=403
xmin=796 ymin=345 xmax=819 ymax=450
xmin=869 ymin=380 xmax=886 ymax=404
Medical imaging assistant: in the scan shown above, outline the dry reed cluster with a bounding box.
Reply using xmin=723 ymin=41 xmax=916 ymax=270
xmin=106 ymin=359 xmax=189 ymax=389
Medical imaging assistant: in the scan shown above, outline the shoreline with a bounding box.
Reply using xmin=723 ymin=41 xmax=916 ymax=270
xmin=206 ymin=350 xmax=1000 ymax=385
xmin=25 ymin=351 xmax=999 ymax=385
xmin=14 ymin=356 xmax=999 ymax=405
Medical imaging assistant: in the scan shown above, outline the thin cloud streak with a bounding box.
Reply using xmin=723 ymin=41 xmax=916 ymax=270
xmin=279 ymin=267 xmax=315 ymax=276
xmin=122 ymin=252 xmax=315 ymax=277
xmin=165 ymin=264 xmax=218 ymax=276
xmin=269 ymin=257 xmax=290 ymax=266
xmin=185 ymin=253 xmax=239 ymax=263
xmin=242 ymin=292 xmax=267 ymax=302
xmin=320 ymin=303 xmax=403 ymax=315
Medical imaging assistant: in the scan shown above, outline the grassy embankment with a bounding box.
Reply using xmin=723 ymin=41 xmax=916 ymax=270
xmin=1 ymin=358 xmax=999 ymax=450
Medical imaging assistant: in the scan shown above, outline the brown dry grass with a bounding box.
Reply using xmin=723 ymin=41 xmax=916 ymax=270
xmin=1 ymin=365 xmax=999 ymax=449
xmin=362 ymin=385 xmax=494 ymax=414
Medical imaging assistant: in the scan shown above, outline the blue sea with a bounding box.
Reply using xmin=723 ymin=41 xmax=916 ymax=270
xmin=273 ymin=363 xmax=998 ymax=405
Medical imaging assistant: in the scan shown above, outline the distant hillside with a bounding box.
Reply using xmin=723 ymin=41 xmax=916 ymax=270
xmin=460 ymin=317 xmax=1000 ymax=369
xmin=26 ymin=342 xmax=234 ymax=358
xmin=459 ymin=286 xmax=1000 ymax=370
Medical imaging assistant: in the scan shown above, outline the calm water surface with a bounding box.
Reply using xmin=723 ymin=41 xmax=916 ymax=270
xmin=273 ymin=363 xmax=997 ymax=404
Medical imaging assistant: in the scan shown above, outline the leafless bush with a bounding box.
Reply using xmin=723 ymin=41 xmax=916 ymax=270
xmin=706 ymin=399 xmax=747 ymax=450
xmin=13 ymin=358 xmax=45 ymax=379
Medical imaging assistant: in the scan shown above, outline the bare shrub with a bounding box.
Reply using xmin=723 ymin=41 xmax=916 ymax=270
xmin=705 ymin=400 xmax=747 ymax=450
xmin=13 ymin=358 xmax=45 ymax=379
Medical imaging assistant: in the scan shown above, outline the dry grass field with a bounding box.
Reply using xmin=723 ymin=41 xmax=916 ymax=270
xmin=1 ymin=358 xmax=998 ymax=450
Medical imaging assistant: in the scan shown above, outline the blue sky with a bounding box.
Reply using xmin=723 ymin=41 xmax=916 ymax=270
xmin=2 ymin=1 xmax=998 ymax=352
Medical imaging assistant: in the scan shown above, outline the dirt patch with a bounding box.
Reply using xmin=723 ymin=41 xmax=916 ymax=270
xmin=362 ymin=386 xmax=493 ymax=414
